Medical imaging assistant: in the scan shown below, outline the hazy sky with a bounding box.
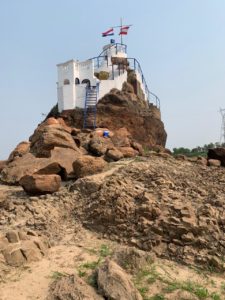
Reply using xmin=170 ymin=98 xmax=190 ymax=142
xmin=1 ymin=0 xmax=225 ymax=159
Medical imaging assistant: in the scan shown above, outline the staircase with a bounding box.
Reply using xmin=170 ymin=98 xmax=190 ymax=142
xmin=83 ymin=86 xmax=98 ymax=129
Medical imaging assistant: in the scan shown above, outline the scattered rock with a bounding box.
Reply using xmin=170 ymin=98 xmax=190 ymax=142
xmin=111 ymin=127 xmax=131 ymax=147
xmin=0 ymin=230 xmax=49 ymax=267
xmin=196 ymin=156 xmax=207 ymax=166
xmin=47 ymin=274 xmax=103 ymax=300
xmin=105 ymin=148 xmax=124 ymax=162
xmin=19 ymin=174 xmax=61 ymax=195
xmin=208 ymin=159 xmax=221 ymax=167
xmin=97 ymin=259 xmax=142 ymax=300
xmin=73 ymin=156 xmax=107 ymax=179
xmin=88 ymin=137 xmax=108 ymax=156
xmin=119 ymin=147 xmax=139 ymax=158
xmin=112 ymin=246 xmax=153 ymax=274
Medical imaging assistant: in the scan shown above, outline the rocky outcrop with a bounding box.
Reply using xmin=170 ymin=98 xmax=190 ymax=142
xmin=97 ymin=259 xmax=142 ymax=300
xmin=73 ymin=156 xmax=107 ymax=179
xmin=73 ymin=156 xmax=225 ymax=271
xmin=0 ymin=230 xmax=49 ymax=266
xmin=56 ymin=88 xmax=167 ymax=148
xmin=19 ymin=174 xmax=61 ymax=195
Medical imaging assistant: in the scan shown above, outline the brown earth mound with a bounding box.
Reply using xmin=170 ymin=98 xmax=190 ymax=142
xmin=53 ymin=88 xmax=167 ymax=148
xmin=72 ymin=156 xmax=225 ymax=271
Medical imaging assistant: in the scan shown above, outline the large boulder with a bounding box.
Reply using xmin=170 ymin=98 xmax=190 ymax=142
xmin=7 ymin=141 xmax=30 ymax=162
xmin=1 ymin=146 xmax=80 ymax=183
xmin=73 ymin=156 xmax=107 ymax=179
xmin=47 ymin=274 xmax=103 ymax=300
xmin=1 ymin=153 xmax=55 ymax=184
xmin=111 ymin=127 xmax=131 ymax=147
xmin=29 ymin=122 xmax=79 ymax=157
xmin=208 ymin=148 xmax=225 ymax=166
xmin=50 ymin=147 xmax=80 ymax=177
xmin=97 ymin=259 xmax=142 ymax=300
xmin=19 ymin=174 xmax=61 ymax=195
xmin=88 ymin=137 xmax=108 ymax=156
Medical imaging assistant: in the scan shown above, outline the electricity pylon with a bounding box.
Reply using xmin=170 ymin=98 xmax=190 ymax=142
xmin=219 ymin=108 xmax=225 ymax=144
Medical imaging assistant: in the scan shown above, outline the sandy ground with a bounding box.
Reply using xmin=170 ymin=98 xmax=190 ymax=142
xmin=0 ymin=225 xmax=224 ymax=300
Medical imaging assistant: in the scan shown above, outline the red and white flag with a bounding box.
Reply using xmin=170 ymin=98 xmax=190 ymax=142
xmin=119 ymin=26 xmax=130 ymax=35
xmin=102 ymin=28 xmax=114 ymax=37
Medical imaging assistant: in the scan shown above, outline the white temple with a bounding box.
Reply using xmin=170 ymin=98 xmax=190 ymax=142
xmin=56 ymin=42 xmax=151 ymax=113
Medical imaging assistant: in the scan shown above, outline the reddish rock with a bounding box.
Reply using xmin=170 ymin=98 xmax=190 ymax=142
xmin=105 ymin=148 xmax=124 ymax=161
xmin=44 ymin=117 xmax=59 ymax=126
xmin=29 ymin=123 xmax=79 ymax=157
xmin=208 ymin=148 xmax=225 ymax=166
xmin=73 ymin=155 xmax=107 ymax=179
xmin=2 ymin=153 xmax=62 ymax=184
xmin=208 ymin=159 xmax=221 ymax=167
xmin=50 ymin=147 xmax=80 ymax=177
xmin=0 ymin=160 xmax=7 ymax=172
xmin=111 ymin=127 xmax=131 ymax=147
xmin=88 ymin=137 xmax=108 ymax=156
xmin=8 ymin=141 xmax=30 ymax=162
xmin=119 ymin=147 xmax=139 ymax=158
xmin=131 ymin=141 xmax=144 ymax=155
xmin=19 ymin=174 xmax=61 ymax=195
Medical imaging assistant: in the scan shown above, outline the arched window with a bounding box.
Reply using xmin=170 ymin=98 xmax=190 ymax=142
xmin=81 ymin=79 xmax=91 ymax=87
xmin=64 ymin=79 xmax=70 ymax=85
xmin=75 ymin=78 xmax=80 ymax=85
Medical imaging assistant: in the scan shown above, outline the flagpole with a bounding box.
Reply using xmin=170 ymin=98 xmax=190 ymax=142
xmin=120 ymin=17 xmax=123 ymax=44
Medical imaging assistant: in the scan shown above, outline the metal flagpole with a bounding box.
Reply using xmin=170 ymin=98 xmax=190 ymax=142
xmin=120 ymin=17 xmax=123 ymax=44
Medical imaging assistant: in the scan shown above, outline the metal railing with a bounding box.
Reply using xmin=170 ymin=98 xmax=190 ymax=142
xmin=88 ymin=43 xmax=160 ymax=108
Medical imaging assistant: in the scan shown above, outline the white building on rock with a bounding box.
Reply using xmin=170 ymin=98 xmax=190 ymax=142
xmin=56 ymin=41 xmax=159 ymax=127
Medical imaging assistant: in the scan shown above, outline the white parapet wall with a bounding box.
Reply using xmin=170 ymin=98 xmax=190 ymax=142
xmin=56 ymin=43 xmax=150 ymax=112
xmin=98 ymin=71 xmax=127 ymax=100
